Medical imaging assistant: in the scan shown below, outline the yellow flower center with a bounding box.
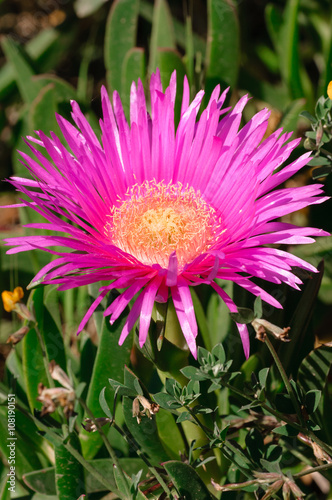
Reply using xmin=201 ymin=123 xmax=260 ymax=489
xmin=107 ymin=181 xmax=221 ymax=269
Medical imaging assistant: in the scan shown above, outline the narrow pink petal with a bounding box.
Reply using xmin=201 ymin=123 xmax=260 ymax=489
xmin=77 ymin=286 xmax=112 ymax=335
xmin=166 ymin=252 xmax=178 ymax=286
xmin=171 ymin=284 xmax=197 ymax=358
xmin=106 ymin=276 xmax=153 ymax=322
xmin=138 ymin=275 xmax=164 ymax=347
xmin=118 ymin=292 xmax=145 ymax=345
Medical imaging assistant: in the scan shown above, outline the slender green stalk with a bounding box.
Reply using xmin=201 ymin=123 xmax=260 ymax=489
xmin=34 ymin=324 xmax=54 ymax=389
xmin=111 ymin=421 xmax=174 ymax=499
xmin=183 ymin=404 xmax=213 ymax=439
xmin=293 ymin=461 xmax=332 ymax=479
xmin=81 ymin=397 xmax=173 ymax=498
xmin=79 ymin=398 xmax=131 ymax=498
xmin=222 ymin=381 xmax=332 ymax=456
xmin=264 ymin=336 xmax=304 ymax=425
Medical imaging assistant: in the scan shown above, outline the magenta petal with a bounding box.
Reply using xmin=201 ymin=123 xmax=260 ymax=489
xmin=166 ymin=252 xmax=178 ymax=286
xmin=106 ymin=276 xmax=152 ymax=322
xmin=118 ymin=293 xmax=144 ymax=345
xmin=138 ymin=276 xmax=164 ymax=347
xmin=236 ymin=323 xmax=250 ymax=359
xmin=171 ymin=283 xmax=198 ymax=358
xmin=77 ymin=286 xmax=112 ymax=335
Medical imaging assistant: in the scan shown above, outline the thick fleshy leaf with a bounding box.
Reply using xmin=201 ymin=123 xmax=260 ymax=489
xmin=22 ymin=327 xmax=48 ymax=413
xmin=121 ymin=48 xmax=146 ymax=119
xmin=0 ymin=405 xmax=44 ymax=479
xmin=148 ymin=0 xmax=176 ymax=76
xmin=80 ymin=302 xmax=133 ymax=459
xmin=277 ymin=261 xmax=324 ymax=376
xmin=33 ymin=287 xmax=67 ymax=371
xmin=298 ymin=344 xmax=332 ymax=443
xmin=1 ymin=38 xmax=43 ymax=103
xmin=205 ymin=0 xmax=240 ymax=99
xmin=163 ymin=461 xmax=213 ymax=499
xmin=104 ymin=0 xmax=139 ymax=96
xmin=23 ymin=458 xmax=149 ymax=495
xmin=54 ymin=433 xmax=85 ymax=499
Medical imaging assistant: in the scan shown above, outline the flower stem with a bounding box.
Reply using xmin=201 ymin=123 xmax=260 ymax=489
xmin=293 ymin=462 xmax=332 ymax=479
xmin=183 ymin=404 xmax=213 ymax=439
xmin=221 ymin=381 xmax=332 ymax=457
xmin=111 ymin=421 xmax=174 ymax=498
xmin=34 ymin=324 xmax=54 ymax=389
xmin=79 ymin=398 xmax=131 ymax=498
xmin=264 ymin=335 xmax=304 ymax=425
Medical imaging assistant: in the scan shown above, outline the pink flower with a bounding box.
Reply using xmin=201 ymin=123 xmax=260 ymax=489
xmin=4 ymin=71 xmax=329 ymax=359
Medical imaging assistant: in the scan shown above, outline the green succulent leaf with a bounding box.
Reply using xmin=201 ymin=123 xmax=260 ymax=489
xmin=163 ymin=461 xmax=213 ymax=499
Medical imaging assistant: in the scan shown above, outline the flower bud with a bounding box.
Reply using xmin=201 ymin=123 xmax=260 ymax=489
xmin=82 ymin=417 xmax=110 ymax=432
xmin=6 ymin=326 xmax=29 ymax=345
xmin=49 ymin=360 xmax=73 ymax=390
xmin=252 ymin=318 xmax=290 ymax=342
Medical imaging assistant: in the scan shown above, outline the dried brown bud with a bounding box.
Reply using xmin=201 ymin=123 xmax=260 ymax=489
xmin=137 ymin=395 xmax=160 ymax=419
xmin=316 ymin=122 xmax=324 ymax=147
xmin=132 ymin=395 xmax=160 ymax=424
xmin=49 ymin=361 xmax=72 ymax=390
xmin=261 ymin=479 xmax=284 ymax=500
xmin=311 ymin=441 xmax=332 ymax=463
xmin=254 ymin=472 xmax=282 ymax=483
xmin=211 ymin=478 xmax=257 ymax=492
xmin=82 ymin=417 xmax=110 ymax=432
xmin=16 ymin=303 xmax=35 ymax=322
xmin=6 ymin=326 xmax=29 ymax=345
xmin=282 ymin=481 xmax=291 ymax=500
xmin=287 ymin=479 xmax=305 ymax=498
xmin=252 ymin=318 xmax=291 ymax=342
xmin=37 ymin=383 xmax=75 ymax=418
xmin=132 ymin=397 xmax=142 ymax=424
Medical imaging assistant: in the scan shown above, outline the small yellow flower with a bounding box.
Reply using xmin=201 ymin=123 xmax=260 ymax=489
xmin=1 ymin=287 xmax=24 ymax=313
xmin=328 ymin=81 xmax=332 ymax=100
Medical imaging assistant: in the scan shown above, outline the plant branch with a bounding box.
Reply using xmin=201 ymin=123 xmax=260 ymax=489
xmin=264 ymin=335 xmax=304 ymax=425
xmin=111 ymin=420 xmax=174 ymax=499
xmin=221 ymin=381 xmax=332 ymax=457
xmin=293 ymin=462 xmax=332 ymax=479
xmin=79 ymin=397 xmax=131 ymax=498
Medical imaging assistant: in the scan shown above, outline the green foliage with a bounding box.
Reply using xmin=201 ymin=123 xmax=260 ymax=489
xmin=205 ymin=0 xmax=240 ymax=99
xmin=163 ymin=461 xmax=213 ymax=499
xmin=81 ymin=298 xmax=133 ymax=459
xmin=54 ymin=432 xmax=85 ymax=499
xmin=105 ymin=0 xmax=140 ymax=98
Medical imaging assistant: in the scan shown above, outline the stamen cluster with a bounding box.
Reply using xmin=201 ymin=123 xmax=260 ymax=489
xmin=108 ymin=180 xmax=221 ymax=269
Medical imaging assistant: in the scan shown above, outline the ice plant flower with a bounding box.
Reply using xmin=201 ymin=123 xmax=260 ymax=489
xmin=3 ymin=70 xmax=329 ymax=359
